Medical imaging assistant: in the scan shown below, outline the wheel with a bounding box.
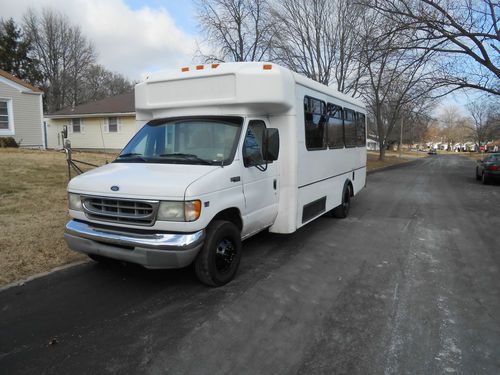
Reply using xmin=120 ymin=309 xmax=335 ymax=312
xmin=475 ymin=167 xmax=481 ymax=180
xmin=332 ymin=183 xmax=351 ymax=218
xmin=195 ymin=220 xmax=242 ymax=286
xmin=482 ymin=172 xmax=489 ymax=185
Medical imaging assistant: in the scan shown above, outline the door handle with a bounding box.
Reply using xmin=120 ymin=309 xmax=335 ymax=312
xmin=230 ymin=176 xmax=241 ymax=182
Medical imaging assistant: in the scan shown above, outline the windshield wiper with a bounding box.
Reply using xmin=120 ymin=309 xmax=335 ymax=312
xmin=116 ymin=153 xmax=148 ymax=162
xmin=158 ymin=153 xmax=213 ymax=165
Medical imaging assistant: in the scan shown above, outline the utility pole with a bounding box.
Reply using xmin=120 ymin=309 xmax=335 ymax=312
xmin=399 ymin=116 xmax=404 ymax=158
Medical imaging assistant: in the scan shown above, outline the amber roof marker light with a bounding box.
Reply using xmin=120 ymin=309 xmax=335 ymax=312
xmin=181 ymin=67 xmax=189 ymax=72
xmin=211 ymin=63 xmax=220 ymax=69
xmin=263 ymin=64 xmax=272 ymax=70
xmin=196 ymin=65 xmax=204 ymax=70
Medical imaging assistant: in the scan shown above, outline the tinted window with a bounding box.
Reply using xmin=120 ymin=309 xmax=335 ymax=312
xmin=356 ymin=112 xmax=366 ymax=147
xmin=327 ymin=103 xmax=344 ymax=149
xmin=243 ymin=120 xmax=266 ymax=167
xmin=304 ymin=97 xmax=326 ymax=150
xmin=344 ymin=109 xmax=356 ymax=147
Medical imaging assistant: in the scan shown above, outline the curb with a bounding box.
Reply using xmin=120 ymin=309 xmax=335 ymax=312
xmin=367 ymin=158 xmax=423 ymax=175
xmin=0 ymin=260 xmax=89 ymax=293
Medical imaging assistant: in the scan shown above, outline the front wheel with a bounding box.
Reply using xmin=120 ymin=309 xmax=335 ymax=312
xmin=332 ymin=183 xmax=352 ymax=219
xmin=195 ymin=220 xmax=242 ymax=286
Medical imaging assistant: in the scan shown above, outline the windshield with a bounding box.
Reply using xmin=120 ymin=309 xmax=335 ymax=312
xmin=116 ymin=117 xmax=242 ymax=165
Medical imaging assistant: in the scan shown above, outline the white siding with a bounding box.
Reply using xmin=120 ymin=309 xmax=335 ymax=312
xmin=46 ymin=116 xmax=140 ymax=150
xmin=0 ymin=80 xmax=44 ymax=147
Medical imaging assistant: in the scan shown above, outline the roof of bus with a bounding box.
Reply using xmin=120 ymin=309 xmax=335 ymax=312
xmin=143 ymin=62 xmax=365 ymax=110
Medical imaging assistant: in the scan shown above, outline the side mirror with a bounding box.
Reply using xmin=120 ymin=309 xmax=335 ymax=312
xmin=263 ymin=128 xmax=280 ymax=162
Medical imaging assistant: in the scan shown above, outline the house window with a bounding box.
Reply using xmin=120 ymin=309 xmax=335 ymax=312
xmin=0 ymin=99 xmax=12 ymax=132
xmin=108 ymin=117 xmax=118 ymax=133
xmin=72 ymin=118 xmax=81 ymax=133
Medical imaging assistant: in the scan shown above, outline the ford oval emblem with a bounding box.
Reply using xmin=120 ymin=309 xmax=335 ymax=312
xmin=110 ymin=185 xmax=120 ymax=192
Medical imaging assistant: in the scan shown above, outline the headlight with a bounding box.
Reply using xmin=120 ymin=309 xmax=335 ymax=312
xmin=68 ymin=193 xmax=83 ymax=211
xmin=157 ymin=200 xmax=201 ymax=222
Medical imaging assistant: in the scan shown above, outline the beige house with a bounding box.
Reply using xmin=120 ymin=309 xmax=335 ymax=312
xmin=46 ymin=92 xmax=141 ymax=151
xmin=0 ymin=69 xmax=45 ymax=148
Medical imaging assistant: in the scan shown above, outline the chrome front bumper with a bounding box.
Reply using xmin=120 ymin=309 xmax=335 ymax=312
xmin=64 ymin=220 xmax=205 ymax=269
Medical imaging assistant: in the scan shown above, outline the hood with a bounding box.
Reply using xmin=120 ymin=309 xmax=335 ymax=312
xmin=68 ymin=162 xmax=219 ymax=199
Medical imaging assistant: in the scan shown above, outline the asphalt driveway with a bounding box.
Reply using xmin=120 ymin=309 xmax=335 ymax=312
xmin=1 ymin=155 xmax=499 ymax=374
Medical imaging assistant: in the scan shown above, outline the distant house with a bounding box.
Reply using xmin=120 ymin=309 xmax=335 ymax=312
xmin=366 ymin=137 xmax=379 ymax=151
xmin=45 ymin=92 xmax=141 ymax=151
xmin=0 ymin=69 xmax=44 ymax=148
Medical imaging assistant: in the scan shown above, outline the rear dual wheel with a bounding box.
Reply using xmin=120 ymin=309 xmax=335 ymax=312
xmin=332 ymin=183 xmax=352 ymax=219
xmin=195 ymin=220 xmax=242 ymax=287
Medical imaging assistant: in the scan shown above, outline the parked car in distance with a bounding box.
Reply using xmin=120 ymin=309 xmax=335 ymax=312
xmin=428 ymin=149 xmax=437 ymax=155
xmin=476 ymin=153 xmax=500 ymax=184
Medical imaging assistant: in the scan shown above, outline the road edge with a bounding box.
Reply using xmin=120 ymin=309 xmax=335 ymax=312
xmin=0 ymin=260 xmax=89 ymax=292
xmin=367 ymin=158 xmax=423 ymax=175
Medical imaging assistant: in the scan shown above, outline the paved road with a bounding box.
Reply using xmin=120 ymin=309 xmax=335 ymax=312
xmin=1 ymin=155 xmax=499 ymax=375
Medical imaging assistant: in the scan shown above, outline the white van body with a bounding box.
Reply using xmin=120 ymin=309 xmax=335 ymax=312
xmin=64 ymin=62 xmax=366 ymax=284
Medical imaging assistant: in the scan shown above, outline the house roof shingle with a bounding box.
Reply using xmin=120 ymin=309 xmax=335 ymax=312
xmin=47 ymin=92 xmax=135 ymax=117
xmin=0 ymin=69 xmax=43 ymax=93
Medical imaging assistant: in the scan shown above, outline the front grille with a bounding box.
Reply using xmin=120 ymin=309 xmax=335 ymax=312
xmin=82 ymin=196 xmax=159 ymax=226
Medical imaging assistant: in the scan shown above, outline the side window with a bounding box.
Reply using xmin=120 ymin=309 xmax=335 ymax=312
xmin=243 ymin=120 xmax=266 ymax=167
xmin=327 ymin=103 xmax=344 ymax=149
xmin=356 ymin=112 xmax=366 ymax=147
xmin=304 ymin=96 xmax=326 ymax=150
xmin=343 ymin=109 xmax=356 ymax=148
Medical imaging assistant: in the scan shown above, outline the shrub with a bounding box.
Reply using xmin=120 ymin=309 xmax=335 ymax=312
xmin=0 ymin=137 xmax=19 ymax=148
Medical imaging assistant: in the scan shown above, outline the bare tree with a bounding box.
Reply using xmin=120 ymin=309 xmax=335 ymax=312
xmin=23 ymin=8 xmax=96 ymax=112
xmin=467 ymin=99 xmax=500 ymax=147
xmin=80 ymin=64 xmax=134 ymax=104
xmin=195 ymin=0 xmax=274 ymax=62
xmin=359 ymin=8 xmax=438 ymax=160
xmin=369 ymin=0 xmax=500 ymax=96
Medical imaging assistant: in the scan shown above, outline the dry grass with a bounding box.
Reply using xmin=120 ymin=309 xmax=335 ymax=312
xmin=0 ymin=148 xmax=114 ymax=286
xmin=367 ymin=150 xmax=426 ymax=171
xmin=0 ymin=147 xmax=423 ymax=286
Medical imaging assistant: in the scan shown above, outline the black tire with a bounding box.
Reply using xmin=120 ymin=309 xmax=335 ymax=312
xmin=332 ymin=183 xmax=352 ymax=219
xmin=475 ymin=167 xmax=481 ymax=180
xmin=482 ymin=172 xmax=489 ymax=185
xmin=195 ymin=220 xmax=242 ymax=287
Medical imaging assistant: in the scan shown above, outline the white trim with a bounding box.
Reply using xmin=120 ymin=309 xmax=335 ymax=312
xmin=38 ymin=94 xmax=46 ymax=149
xmin=0 ymin=97 xmax=15 ymax=136
xmin=0 ymin=75 xmax=41 ymax=94
xmin=46 ymin=112 xmax=135 ymax=119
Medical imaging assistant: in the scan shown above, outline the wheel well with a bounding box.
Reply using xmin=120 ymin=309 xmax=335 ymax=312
xmin=211 ymin=208 xmax=243 ymax=232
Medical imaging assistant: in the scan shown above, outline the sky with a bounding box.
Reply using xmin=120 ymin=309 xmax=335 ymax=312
xmin=1 ymin=0 xmax=475 ymax=111
xmin=1 ymin=0 xmax=200 ymax=80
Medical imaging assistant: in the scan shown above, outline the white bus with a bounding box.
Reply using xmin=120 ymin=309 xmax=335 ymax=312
xmin=64 ymin=62 xmax=366 ymax=286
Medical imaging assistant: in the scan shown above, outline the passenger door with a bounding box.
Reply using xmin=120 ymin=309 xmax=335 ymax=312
xmin=241 ymin=119 xmax=278 ymax=236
